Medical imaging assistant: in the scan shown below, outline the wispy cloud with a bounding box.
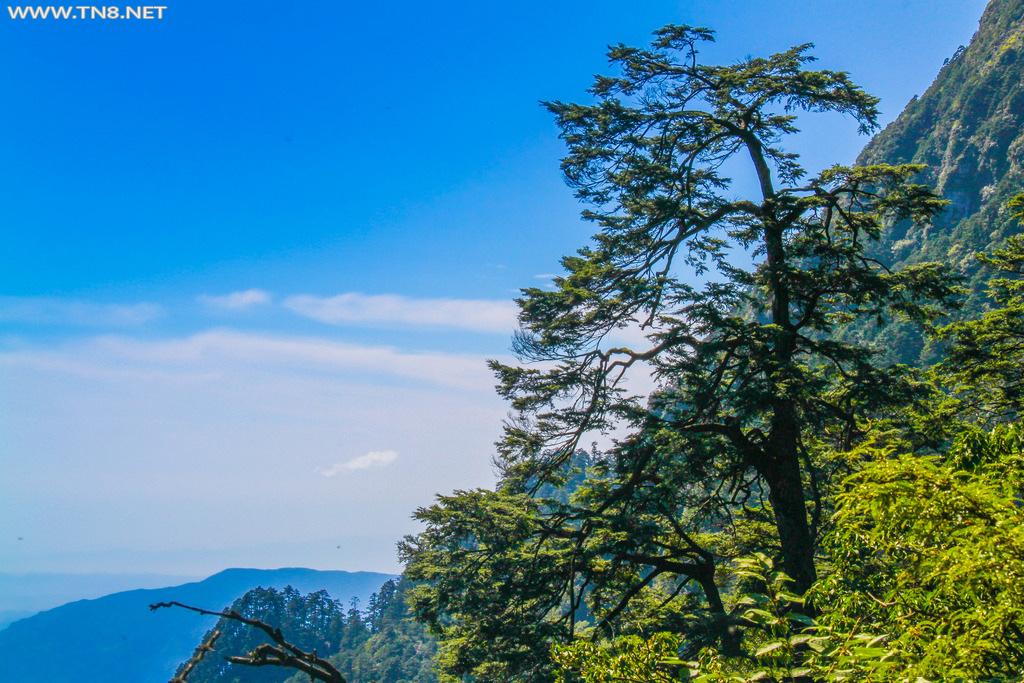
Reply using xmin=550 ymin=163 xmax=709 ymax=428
xmin=0 ymin=296 xmax=161 ymax=327
xmin=319 ymin=450 xmax=398 ymax=476
xmin=198 ymin=289 xmax=271 ymax=310
xmin=0 ymin=329 xmax=501 ymax=392
xmin=283 ymin=293 xmax=517 ymax=334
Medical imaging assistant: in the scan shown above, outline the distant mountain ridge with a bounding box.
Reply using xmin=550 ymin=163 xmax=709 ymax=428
xmin=0 ymin=567 xmax=394 ymax=683
xmin=0 ymin=572 xmax=199 ymax=630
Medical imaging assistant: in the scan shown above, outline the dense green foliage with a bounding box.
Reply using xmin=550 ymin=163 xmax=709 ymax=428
xmin=936 ymin=195 xmax=1024 ymax=418
xmin=546 ymin=193 xmax=1024 ymax=681
xmin=324 ymin=579 xmax=438 ymax=683
xmin=817 ymin=424 xmax=1024 ymax=679
xmin=180 ymin=586 xmax=358 ymax=683
xmin=553 ymin=554 xmax=897 ymax=682
xmin=553 ymin=418 xmax=1024 ymax=682
xmin=182 ymin=580 xmax=436 ymax=683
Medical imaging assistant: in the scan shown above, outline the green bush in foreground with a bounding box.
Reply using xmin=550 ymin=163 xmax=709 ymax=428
xmin=554 ymin=421 xmax=1024 ymax=682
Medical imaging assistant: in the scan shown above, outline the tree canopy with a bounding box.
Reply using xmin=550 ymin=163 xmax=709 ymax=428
xmin=402 ymin=25 xmax=960 ymax=682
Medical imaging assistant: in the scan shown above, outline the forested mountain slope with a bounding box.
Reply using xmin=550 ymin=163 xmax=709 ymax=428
xmin=854 ymin=0 xmax=1024 ymax=360
xmin=180 ymin=579 xmax=436 ymax=683
xmin=0 ymin=568 xmax=391 ymax=683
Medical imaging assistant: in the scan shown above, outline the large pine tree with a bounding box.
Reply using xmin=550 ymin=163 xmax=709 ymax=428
xmin=403 ymin=25 xmax=959 ymax=681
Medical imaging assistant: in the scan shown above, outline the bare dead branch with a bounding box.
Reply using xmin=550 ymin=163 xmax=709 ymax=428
xmin=170 ymin=629 xmax=220 ymax=683
xmin=150 ymin=601 xmax=347 ymax=683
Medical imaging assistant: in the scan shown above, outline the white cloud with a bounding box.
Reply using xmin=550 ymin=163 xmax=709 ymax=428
xmin=319 ymin=450 xmax=398 ymax=476
xmin=284 ymin=293 xmax=517 ymax=334
xmin=197 ymin=289 xmax=271 ymax=310
xmin=0 ymin=329 xmax=502 ymax=392
xmin=0 ymin=296 xmax=161 ymax=327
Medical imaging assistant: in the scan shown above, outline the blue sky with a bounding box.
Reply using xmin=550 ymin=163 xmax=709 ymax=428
xmin=0 ymin=0 xmax=987 ymax=578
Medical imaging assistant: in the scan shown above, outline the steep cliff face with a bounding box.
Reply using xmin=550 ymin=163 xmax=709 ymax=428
xmin=855 ymin=0 xmax=1024 ymax=361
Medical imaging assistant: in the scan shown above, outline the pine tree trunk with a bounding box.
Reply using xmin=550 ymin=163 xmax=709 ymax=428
xmin=762 ymin=427 xmax=817 ymax=593
xmin=763 ymin=214 xmax=817 ymax=594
